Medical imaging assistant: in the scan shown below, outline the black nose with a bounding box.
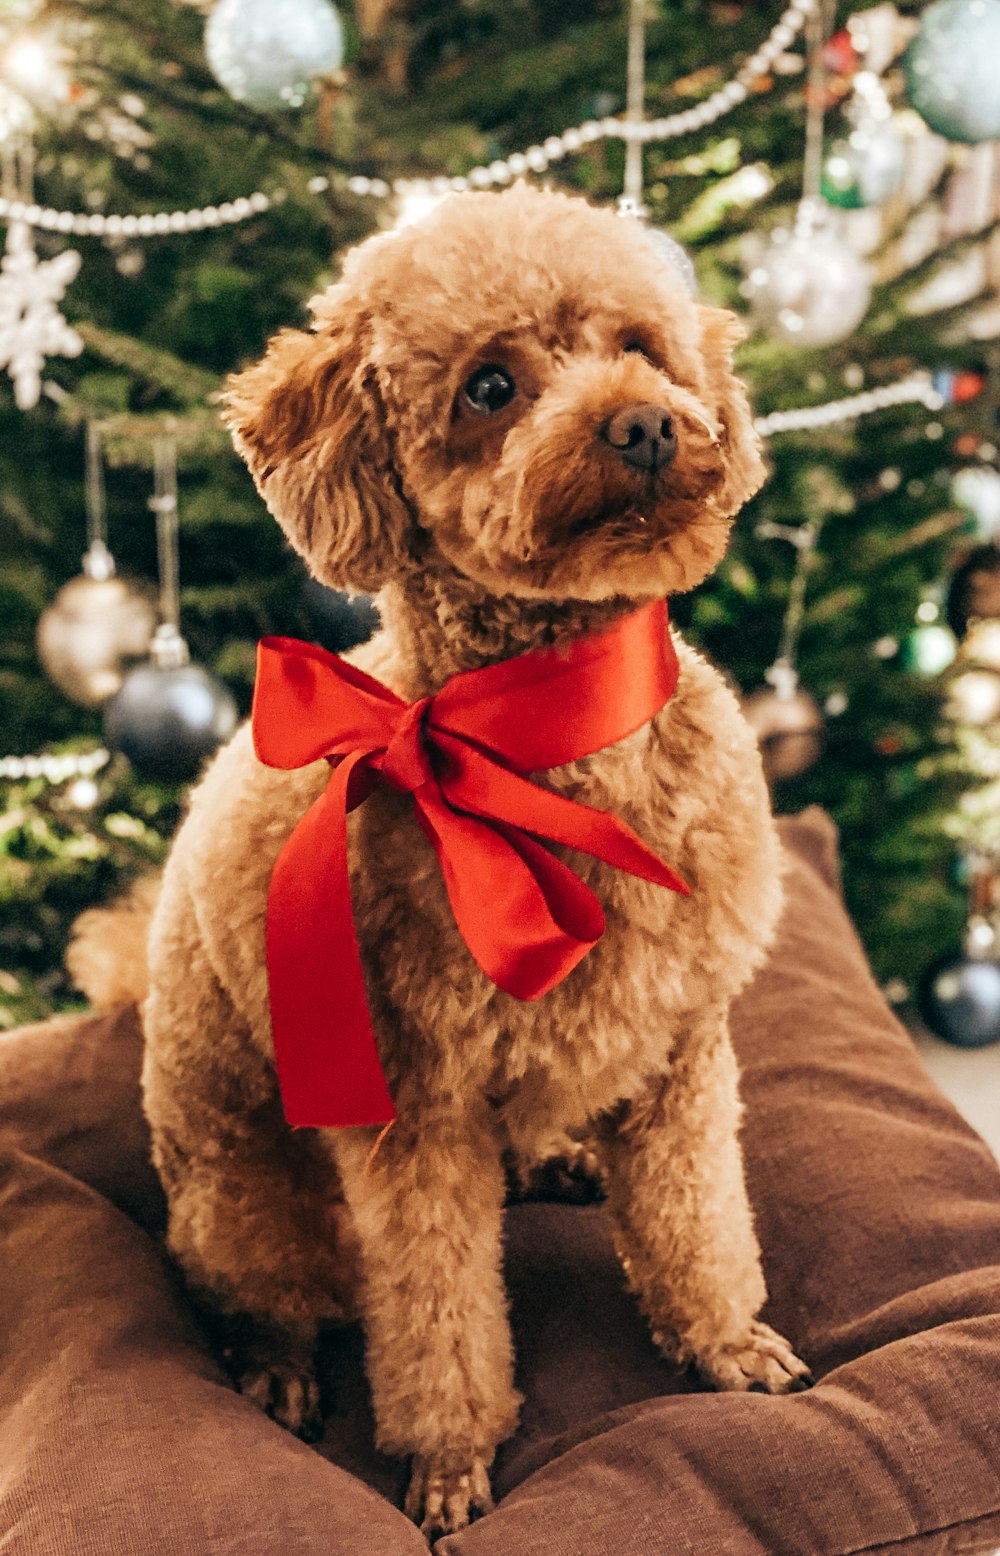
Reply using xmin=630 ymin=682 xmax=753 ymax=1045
xmin=601 ymin=403 xmax=677 ymax=473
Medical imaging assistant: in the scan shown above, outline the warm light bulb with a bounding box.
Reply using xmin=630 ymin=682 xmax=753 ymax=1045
xmin=394 ymin=186 xmax=448 ymax=230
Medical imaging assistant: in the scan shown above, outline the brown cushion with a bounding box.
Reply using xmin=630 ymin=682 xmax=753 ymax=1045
xmin=1 ymin=808 xmax=998 ymax=1555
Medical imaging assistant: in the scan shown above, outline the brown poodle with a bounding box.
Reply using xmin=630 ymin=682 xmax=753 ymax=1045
xmin=73 ymin=184 xmax=809 ymax=1541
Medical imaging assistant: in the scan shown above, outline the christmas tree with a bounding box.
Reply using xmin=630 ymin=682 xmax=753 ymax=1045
xmin=2 ymin=0 xmax=999 ymax=1030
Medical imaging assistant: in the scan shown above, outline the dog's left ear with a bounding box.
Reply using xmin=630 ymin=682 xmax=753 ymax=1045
xmin=698 ymin=305 xmax=767 ymax=518
xmin=223 ymin=284 xmax=412 ymax=593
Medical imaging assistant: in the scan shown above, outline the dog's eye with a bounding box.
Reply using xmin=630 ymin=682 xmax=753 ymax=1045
xmin=465 ymin=364 xmax=516 ymax=414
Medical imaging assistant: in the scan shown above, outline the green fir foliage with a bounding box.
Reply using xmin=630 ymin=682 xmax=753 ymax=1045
xmin=0 ymin=0 xmax=988 ymax=1023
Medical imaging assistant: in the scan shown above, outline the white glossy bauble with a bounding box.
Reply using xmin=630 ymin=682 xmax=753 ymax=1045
xmin=744 ymin=228 xmax=872 ymax=347
xmin=205 ymin=0 xmax=344 ymax=110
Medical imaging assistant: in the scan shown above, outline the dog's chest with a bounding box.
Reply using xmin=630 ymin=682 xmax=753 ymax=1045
xmin=349 ymin=658 xmax=781 ymax=1122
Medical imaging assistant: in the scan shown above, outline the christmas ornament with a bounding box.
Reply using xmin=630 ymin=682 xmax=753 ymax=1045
xmin=933 ymin=369 xmax=988 ymax=406
xmin=205 ymin=0 xmax=344 ymax=110
xmin=904 ymin=0 xmax=1000 ymax=144
xmin=946 ymin=544 xmax=1000 ymax=636
xmin=952 ymin=467 xmax=1000 ymax=540
xmin=947 ymin=666 xmax=1000 ymax=725
xmin=37 ymin=566 xmax=158 ymax=708
xmin=104 ymin=642 xmax=239 ymax=783
xmin=918 ymin=949 xmax=1000 ymax=1046
xmin=741 ymin=669 xmax=824 ymax=783
xmin=900 ymin=622 xmax=958 ymax=675
xmin=35 ymin=426 xmax=157 ymax=707
xmin=961 ymin=617 xmax=1000 ymax=671
xmin=743 ymin=215 xmax=871 ymax=347
xmin=646 ymin=228 xmax=698 ymax=297
xmin=302 ymin=576 xmax=379 ymax=654
xmin=103 ymin=440 xmax=237 ymax=783
xmin=821 ymin=119 xmax=905 ymax=209
xmin=0 ymin=221 xmax=82 ymax=409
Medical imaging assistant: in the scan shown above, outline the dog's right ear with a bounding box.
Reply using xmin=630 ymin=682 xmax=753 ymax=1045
xmin=223 ymin=285 xmax=412 ymax=593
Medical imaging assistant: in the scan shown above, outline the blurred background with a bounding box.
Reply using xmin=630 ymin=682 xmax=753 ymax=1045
xmin=2 ymin=0 xmax=1000 ymax=1093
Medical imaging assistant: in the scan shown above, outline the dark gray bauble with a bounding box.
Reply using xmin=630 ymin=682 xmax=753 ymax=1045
xmin=918 ymin=951 xmax=1000 ymax=1048
xmin=302 ymin=577 xmax=380 ymax=653
xmin=104 ymin=662 xmax=239 ymax=783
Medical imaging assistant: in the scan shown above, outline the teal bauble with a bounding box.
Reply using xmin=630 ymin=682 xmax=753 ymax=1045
xmin=205 ymin=0 xmax=344 ymax=110
xmin=904 ymin=0 xmax=1000 ymax=144
xmin=900 ymin=623 xmax=958 ymax=675
xmin=821 ymin=120 xmax=906 ymax=210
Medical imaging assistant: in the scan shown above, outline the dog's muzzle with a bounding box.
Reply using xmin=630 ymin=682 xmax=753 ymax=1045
xmin=601 ymin=402 xmax=678 ymax=474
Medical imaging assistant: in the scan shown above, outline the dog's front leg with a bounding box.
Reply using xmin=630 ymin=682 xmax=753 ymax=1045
xmin=331 ymin=1104 xmax=521 ymax=1541
xmin=600 ymin=1008 xmax=812 ymax=1394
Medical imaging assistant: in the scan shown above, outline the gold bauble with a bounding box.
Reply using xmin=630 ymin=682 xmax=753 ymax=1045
xmin=36 ymin=574 xmax=159 ymax=708
xmin=960 ymin=617 xmax=1000 ymax=672
xmin=742 ymin=684 xmax=825 ymax=783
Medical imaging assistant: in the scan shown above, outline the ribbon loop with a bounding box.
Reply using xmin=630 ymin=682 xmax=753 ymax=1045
xmin=251 ymin=600 xmax=690 ymax=1129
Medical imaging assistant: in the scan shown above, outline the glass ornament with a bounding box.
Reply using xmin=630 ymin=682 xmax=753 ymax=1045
xmin=104 ymin=643 xmax=239 ymax=783
xmin=918 ymin=949 xmax=1000 ymax=1046
xmin=302 ymin=577 xmax=380 ymax=654
xmin=205 ymin=0 xmax=344 ymax=110
xmin=904 ymin=0 xmax=1000 ymax=144
xmin=900 ymin=623 xmax=958 ymax=675
xmin=947 ymin=666 xmax=1000 ymax=725
xmin=952 ymin=467 xmax=1000 ymax=540
xmin=743 ymin=222 xmax=872 ymax=347
xmin=821 ymin=119 xmax=905 ymax=210
xmin=741 ymin=682 xmax=824 ymax=783
xmin=646 ymin=229 xmax=698 ymax=297
xmin=36 ymin=559 xmax=158 ymax=709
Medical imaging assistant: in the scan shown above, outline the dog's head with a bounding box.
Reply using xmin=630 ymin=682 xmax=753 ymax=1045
xmin=225 ymin=185 xmax=765 ymax=603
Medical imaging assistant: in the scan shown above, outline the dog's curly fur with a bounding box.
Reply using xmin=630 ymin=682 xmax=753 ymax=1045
xmin=75 ymin=185 xmax=809 ymax=1540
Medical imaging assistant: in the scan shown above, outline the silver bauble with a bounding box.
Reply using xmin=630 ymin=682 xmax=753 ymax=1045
xmin=646 ymin=229 xmax=698 ymax=297
xmin=744 ymin=226 xmax=872 ymax=347
xmin=205 ymin=0 xmax=344 ymax=110
xmin=952 ymin=467 xmax=1000 ymax=541
xmin=904 ymin=0 xmax=1000 ymax=144
xmin=104 ymin=660 xmax=239 ymax=782
xmin=36 ymin=573 xmax=158 ymax=708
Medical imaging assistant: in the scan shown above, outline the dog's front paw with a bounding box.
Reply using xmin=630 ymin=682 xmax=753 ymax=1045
xmin=693 ymin=1319 xmax=813 ymax=1395
xmin=404 ymin=1452 xmax=493 ymax=1541
xmin=236 ymin=1356 xmax=325 ymax=1440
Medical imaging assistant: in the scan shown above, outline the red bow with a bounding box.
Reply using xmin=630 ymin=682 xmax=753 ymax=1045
xmin=252 ymin=599 xmax=688 ymax=1128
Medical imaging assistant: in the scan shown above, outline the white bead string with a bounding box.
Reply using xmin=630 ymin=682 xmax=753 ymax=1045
xmin=0 ymin=747 xmax=109 ymax=782
xmin=347 ymin=0 xmax=817 ymax=202
xmin=0 ymin=0 xmax=815 ymax=233
xmin=0 ymin=189 xmax=273 ymax=237
xmin=754 ymin=373 xmax=946 ymax=437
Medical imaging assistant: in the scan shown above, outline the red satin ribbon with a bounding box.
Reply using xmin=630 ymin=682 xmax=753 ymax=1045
xmin=252 ymin=598 xmax=688 ymax=1128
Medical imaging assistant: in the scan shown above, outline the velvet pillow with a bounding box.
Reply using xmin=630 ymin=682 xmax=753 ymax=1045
xmin=1 ymin=809 xmax=998 ymax=1555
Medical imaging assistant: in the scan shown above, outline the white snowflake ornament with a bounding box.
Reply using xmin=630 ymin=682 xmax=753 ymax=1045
xmin=0 ymin=221 xmax=83 ymax=410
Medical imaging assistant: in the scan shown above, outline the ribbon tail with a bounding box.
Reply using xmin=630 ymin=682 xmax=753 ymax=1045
xmin=434 ymin=731 xmax=689 ymax=895
xmin=413 ymin=785 xmax=606 ymax=999
xmin=265 ymin=749 xmax=397 ymax=1129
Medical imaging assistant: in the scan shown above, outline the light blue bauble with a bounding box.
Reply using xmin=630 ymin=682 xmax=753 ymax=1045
xmin=646 ymin=228 xmax=698 ymax=297
xmin=904 ymin=0 xmax=1000 ymax=144
xmin=206 ymin=0 xmax=344 ymax=110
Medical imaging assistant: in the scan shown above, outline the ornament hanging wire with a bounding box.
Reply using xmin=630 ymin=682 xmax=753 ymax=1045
xmin=149 ymin=436 xmax=190 ymax=670
xmin=81 ymin=421 xmax=115 ymax=581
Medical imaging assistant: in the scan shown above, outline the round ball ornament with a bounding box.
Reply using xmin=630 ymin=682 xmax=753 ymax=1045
xmin=104 ymin=629 xmax=238 ymax=783
xmin=900 ymin=622 xmax=958 ymax=675
xmin=743 ymin=224 xmax=872 ymax=347
xmin=36 ymin=551 xmax=158 ymax=709
xmin=741 ymin=675 xmax=824 ymax=784
xmin=302 ymin=577 xmax=380 ymax=654
xmin=205 ymin=0 xmax=344 ymax=110
xmin=952 ymin=467 xmax=1000 ymax=541
xmin=821 ymin=120 xmax=906 ymax=210
xmin=904 ymin=0 xmax=1000 ymax=144
xmin=918 ymin=948 xmax=1000 ymax=1047
xmin=646 ymin=229 xmax=698 ymax=297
